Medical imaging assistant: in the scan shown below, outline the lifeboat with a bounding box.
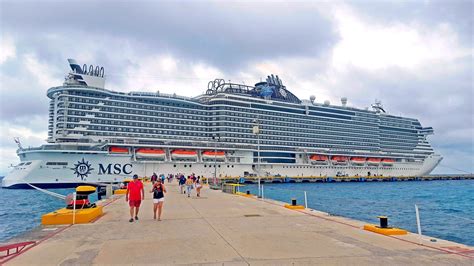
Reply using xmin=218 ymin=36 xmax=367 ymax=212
xmin=350 ymin=157 xmax=366 ymax=165
xmin=136 ymin=148 xmax=165 ymax=159
xmin=331 ymin=156 xmax=349 ymax=165
xmin=310 ymin=155 xmax=329 ymax=164
xmin=171 ymin=150 xmax=197 ymax=160
xmin=381 ymin=158 xmax=395 ymax=166
xmin=202 ymin=151 xmax=226 ymax=161
xmin=367 ymin=158 xmax=381 ymax=166
xmin=109 ymin=146 xmax=129 ymax=153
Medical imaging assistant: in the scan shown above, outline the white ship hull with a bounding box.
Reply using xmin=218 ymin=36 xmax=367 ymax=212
xmin=1 ymin=148 xmax=442 ymax=188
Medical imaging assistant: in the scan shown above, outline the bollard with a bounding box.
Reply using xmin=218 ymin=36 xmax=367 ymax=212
xmin=246 ymin=190 xmax=250 ymax=195
xmin=378 ymin=216 xmax=388 ymax=228
xmin=291 ymin=198 xmax=297 ymax=206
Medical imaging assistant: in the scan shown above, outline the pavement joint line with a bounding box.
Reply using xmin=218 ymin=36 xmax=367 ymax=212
xmin=184 ymin=195 xmax=251 ymax=265
xmin=235 ymin=188 xmax=474 ymax=260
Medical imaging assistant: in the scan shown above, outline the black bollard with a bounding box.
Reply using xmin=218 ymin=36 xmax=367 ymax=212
xmin=291 ymin=198 xmax=297 ymax=206
xmin=246 ymin=190 xmax=250 ymax=195
xmin=378 ymin=216 xmax=388 ymax=228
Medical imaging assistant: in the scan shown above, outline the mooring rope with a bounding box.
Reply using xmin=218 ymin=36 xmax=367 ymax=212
xmin=26 ymin=183 xmax=66 ymax=200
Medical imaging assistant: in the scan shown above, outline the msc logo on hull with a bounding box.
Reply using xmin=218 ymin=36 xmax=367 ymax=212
xmin=72 ymin=158 xmax=94 ymax=180
xmin=98 ymin=163 xmax=133 ymax=175
xmin=72 ymin=159 xmax=133 ymax=178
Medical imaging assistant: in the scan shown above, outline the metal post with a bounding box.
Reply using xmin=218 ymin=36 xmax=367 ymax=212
xmin=304 ymin=191 xmax=308 ymax=209
xmin=257 ymin=131 xmax=261 ymax=197
xmin=72 ymin=192 xmax=76 ymax=225
xmin=261 ymin=185 xmax=264 ymax=200
xmin=213 ymin=135 xmax=219 ymax=186
xmin=415 ymin=204 xmax=422 ymax=244
xmin=253 ymin=118 xmax=261 ymax=198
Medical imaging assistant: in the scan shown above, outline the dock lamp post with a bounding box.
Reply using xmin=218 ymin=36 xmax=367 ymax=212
xmin=212 ymin=134 xmax=220 ymax=186
xmin=253 ymin=119 xmax=261 ymax=197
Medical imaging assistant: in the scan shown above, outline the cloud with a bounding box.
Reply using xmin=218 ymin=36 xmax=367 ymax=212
xmin=0 ymin=35 xmax=16 ymax=64
xmin=0 ymin=116 xmax=48 ymax=176
xmin=0 ymin=1 xmax=337 ymax=71
xmin=330 ymin=6 xmax=470 ymax=72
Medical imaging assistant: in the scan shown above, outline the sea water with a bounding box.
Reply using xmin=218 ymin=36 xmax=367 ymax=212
xmin=243 ymin=180 xmax=474 ymax=246
xmin=0 ymin=184 xmax=98 ymax=242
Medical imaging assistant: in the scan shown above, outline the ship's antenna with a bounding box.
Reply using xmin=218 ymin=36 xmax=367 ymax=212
xmin=14 ymin=137 xmax=23 ymax=150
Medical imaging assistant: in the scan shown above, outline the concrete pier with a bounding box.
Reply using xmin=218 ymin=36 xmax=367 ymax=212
xmin=4 ymin=182 xmax=473 ymax=265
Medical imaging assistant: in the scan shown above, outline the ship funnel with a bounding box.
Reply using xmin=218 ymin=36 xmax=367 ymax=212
xmin=68 ymin=59 xmax=83 ymax=74
xmin=341 ymin=97 xmax=347 ymax=107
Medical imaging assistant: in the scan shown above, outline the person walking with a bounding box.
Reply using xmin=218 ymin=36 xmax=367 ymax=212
xmin=150 ymin=178 xmax=167 ymax=221
xmin=195 ymin=176 xmax=203 ymax=197
xmin=126 ymin=174 xmax=144 ymax=222
xmin=179 ymin=174 xmax=186 ymax=194
xmin=151 ymin=172 xmax=158 ymax=184
xmin=185 ymin=176 xmax=194 ymax=197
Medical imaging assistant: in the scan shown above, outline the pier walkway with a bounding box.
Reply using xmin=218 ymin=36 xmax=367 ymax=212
xmin=6 ymin=182 xmax=473 ymax=265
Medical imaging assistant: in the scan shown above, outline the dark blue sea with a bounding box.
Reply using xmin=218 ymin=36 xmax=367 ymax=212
xmin=0 ymin=181 xmax=98 ymax=243
xmin=243 ymin=180 xmax=474 ymax=246
xmin=0 ymin=179 xmax=473 ymax=246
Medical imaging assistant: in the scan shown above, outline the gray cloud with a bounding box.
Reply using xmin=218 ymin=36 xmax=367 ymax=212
xmin=1 ymin=1 xmax=337 ymax=71
xmin=349 ymin=0 xmax=473 ymax=44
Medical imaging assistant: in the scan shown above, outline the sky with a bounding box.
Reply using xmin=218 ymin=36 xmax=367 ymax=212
xmin=0 ymin=0 xmax=472 ymax=175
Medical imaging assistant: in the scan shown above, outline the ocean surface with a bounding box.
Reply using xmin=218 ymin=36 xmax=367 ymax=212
xmin=243 ymin=180 xmax=474 ymax=246
xmin=0 ymin=180 xmax=98 ymax=242
xmin=0 ymin=179 xmax=473 ymax=246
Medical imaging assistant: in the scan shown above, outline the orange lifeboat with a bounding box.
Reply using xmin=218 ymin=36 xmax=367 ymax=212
xmin=171 ymin=150 xmax=197 ymax=160
xmin=350 ymin=157 xmax=366 ymax=165
xmin=136 ymin=148 xmax=165 ymax=159
xmin=331 ymin=156 xmax=349 ymax=164
xmin=310 ymin=155 xmax=329 ymax=164
xmin=367 ymin=158 xmax=381 ymax=165
xmin=109 ymin=146 xmax=129 ymax=153
xmin=381 ymin=158 xmax=395 ymax=166
xmin=202 ymin=151 xmax=226 ymax=161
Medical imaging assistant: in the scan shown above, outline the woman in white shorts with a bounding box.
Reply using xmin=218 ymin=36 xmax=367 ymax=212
xmin=150 ymin=179 xmax=166 ymax=221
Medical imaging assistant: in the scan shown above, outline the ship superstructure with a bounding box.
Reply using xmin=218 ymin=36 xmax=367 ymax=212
xmin=2 ymin=59 xmax=442 ymax=188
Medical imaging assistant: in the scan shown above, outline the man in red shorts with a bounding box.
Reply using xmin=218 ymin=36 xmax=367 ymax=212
xmin=126 ymin=174 xmax=144 ymax=222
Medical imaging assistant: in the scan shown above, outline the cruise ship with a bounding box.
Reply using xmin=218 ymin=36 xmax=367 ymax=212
xmin=2 ymin=59 xmax=442 ymax=188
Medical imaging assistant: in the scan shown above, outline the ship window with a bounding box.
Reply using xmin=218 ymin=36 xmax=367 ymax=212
xmin=25 ymin=162 xmax=32 ymax=165
xmin=46 ymin=162 xmax=68 ymax=166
